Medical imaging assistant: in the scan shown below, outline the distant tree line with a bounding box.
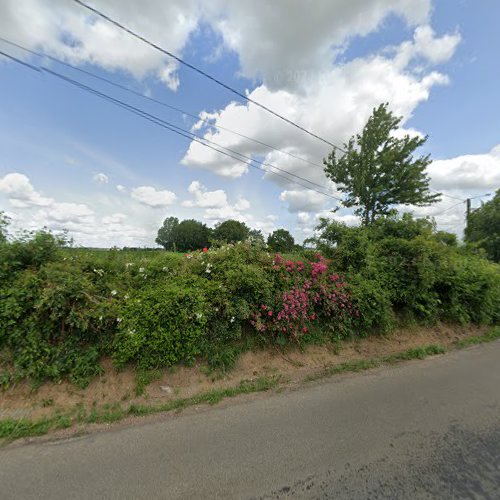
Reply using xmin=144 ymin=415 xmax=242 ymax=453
xmin=156 ymin=217 xmax=297 ymax=253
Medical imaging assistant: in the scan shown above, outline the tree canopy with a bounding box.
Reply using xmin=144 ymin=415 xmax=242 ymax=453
xmin=0 ymin=211 xmax=9 ymax=243
xmin=267 ymin=229 xmax=295 ymax=252
xmin=465 ymin=189 xmax=500 ymax=262
xmin=213 ymin=219 xmax=249 ymax=243
xmin=324 ymin=103 xmax=440 ymax=225
xmin=156 ymin=216 xmax=179 ymax=251
xmin=172 ymin=219 xmax=211 ymax=252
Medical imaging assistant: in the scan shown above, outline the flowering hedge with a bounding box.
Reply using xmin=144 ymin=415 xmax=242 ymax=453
xmin=251 ymin=253 xmax=357 ymax=342
xmin=1 ymin=228 xmax=499 ymax=387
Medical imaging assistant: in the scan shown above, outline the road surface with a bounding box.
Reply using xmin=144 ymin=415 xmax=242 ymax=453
xmin=1 ymin=341 xmax=499 ymax=499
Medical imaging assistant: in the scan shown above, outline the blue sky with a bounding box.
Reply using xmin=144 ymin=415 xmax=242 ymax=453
xmin=0 ymin=0 xmax=499 ymax=246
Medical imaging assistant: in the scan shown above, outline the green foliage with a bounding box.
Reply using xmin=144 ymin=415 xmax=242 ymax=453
xmin=267 ymin=228 xmax=295 ymax=252
xmin=155 ymin=216 xmax=179 ymax=251
xmin=465 ymin=189 xmax=500 ymax=262
xmin=323 ymin=103 xmax=440 ymax=225
xmin=113 ymin=279 xmax=207 ymax=369
xmin=213 ymin=219 xmax=250 ymax=244
xmin=1 ymin=215 xmax=499 ymax=390
xmin=171 ymin=219 xmax=211 ymax=252
xmin=248 ymin=229 xmax=265 ymax=246
xmin=313 ymin=213 xmax=500 ymax=329
xmin=0 ymin=211 xmax=9 ymax=243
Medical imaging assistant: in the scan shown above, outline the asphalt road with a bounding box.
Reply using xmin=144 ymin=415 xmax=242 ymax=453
xmin=1 ymin=341 xmax=499 ymax=499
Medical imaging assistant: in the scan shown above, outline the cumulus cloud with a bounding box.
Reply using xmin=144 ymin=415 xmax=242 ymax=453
xmin=93 ymin=172 xmax=109 ymax=184
xmin=280 ymin=190 xmax=328 ymax=213
xmin=116 ymin=184 xmax=126 ymax=192
xmin=428 ymin=145 xmax=500 ymax=195
xmin=0 ymin=0 xmax=200 ymax=91
xmin=181 ymin=24 xmax=459 ymax=225
xmin=182 ymin=180 xmax=228 ymax=208
xmin=0 ymin=173 xmax=53 ymax=207
xmin=131 ymin=186 xmax=177 ymax=207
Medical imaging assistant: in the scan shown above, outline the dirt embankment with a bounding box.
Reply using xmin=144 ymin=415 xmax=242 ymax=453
xmin=0 ymin=323 xmax=488 ymax=422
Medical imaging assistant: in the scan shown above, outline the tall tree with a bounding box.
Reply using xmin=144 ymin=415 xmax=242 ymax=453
xmin=464 ymin=189 xmax=500 ymax=262
xmin=267 ymin=229 xmax=295 ymax=252
xmin=173 ymin=219 xmax=211 ymax=252
xmin=324 ymin=103 xmax=440 ymax=225
xmin=0 ymin=211 xmax=9 ymax=243
xmin=213 ymin=219 xmax=249 ymax=243
xmin=156 ymin=216 xmax=179 ymax=251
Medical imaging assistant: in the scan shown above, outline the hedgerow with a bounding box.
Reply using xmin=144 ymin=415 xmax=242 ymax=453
xmin=0 ymin=214 xmax=499 ymax=388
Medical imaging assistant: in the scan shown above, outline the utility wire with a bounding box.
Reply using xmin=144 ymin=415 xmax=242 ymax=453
xmin=71 ymin=0 xmax=347 ymax=154
xmin=431 ymin=200 xmax=465 ymax=218
xmin=0 ymin=36 xmax=326 ymax=170
xmin=42 ymin=68 xmax=341 ymax=199
xmin=2 ymin=49 xmax=341 ymax=202
xmin=429 ymin=188 xmax=464 ymax=202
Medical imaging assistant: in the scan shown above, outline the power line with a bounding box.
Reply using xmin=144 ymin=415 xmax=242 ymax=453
xmin=71 ymin=0 xmax=347 ymax=154
xmin=42 ymin=68 xmax=339 ymax=197
xmin=3 ymin=49 xmax=341 ymax=202
xmin=431 ymin=200 xmax=465 ymax=217
xmin=429 ymin=188 xmax=464 ymax=202
xmin=0 ymin=36 xmax=326 ymax=171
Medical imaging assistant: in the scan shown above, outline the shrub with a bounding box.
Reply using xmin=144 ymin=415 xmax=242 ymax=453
xmin=112 ymin=279 xmax=207 ymax=369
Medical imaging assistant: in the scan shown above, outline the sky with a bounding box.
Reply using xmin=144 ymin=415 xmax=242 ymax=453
xmin=0 ymin=0 xmax=499 ymax=247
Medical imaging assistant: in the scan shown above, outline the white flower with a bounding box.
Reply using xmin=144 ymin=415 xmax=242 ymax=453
xmin=99 ymin=316 xmax=103 ymax=321
xmin=214 ymin=307 xmax=219 ymax=312
xmin=139 ymin=267 xmax=145 ymax=273
xmin=206 ymin=268 xmax=211 ymax=274
xmin=125 ymin=262 xmax=134 ymax=268
xmin=93 ymin=268 xmax=104 ymax=276
xmin=195 ymin=312 xmax=203 ymax=320
xmin=124 ymin=294 xmax=130 ymax=300
xmin=230 ymin=317 xmax=235 ymax=323
xmin=162 ymin=266 xmax=168 ymax=272
xmin=110 ymin=290 xmax=117 ymax=296
xmin=116 ymin=317 xmax=122 ymax=323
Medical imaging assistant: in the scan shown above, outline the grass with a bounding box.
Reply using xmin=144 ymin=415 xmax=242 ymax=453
xmin=0 ymin=376 xmax=279 ymax=444
xmin=305 ymin=344 xmax=447 ymax=382
xmin=1 ymin=328 xmax=498 ymax=444
xmin=453 ymin=326 xmax=500 ymax=348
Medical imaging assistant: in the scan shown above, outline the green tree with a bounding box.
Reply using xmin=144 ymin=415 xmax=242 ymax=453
xmin=324 ymin=103 xmax=440 ymax=225
xmin=173 ymin=219 xmax=211 ymax=252
xmin=248 ymin=229 xmax=265 ymax=246
xmin=0 ymin=211 xmax=9 ymax=243
xmin=267 ymin=229 xmax=295 ymax=252
xmin=213 ymin=219 xmax=249 ymax=244
xmin=156 ymin=216 xmax=179 ymax=251
xmin=465 ymin=189 xmax=500 ymax=262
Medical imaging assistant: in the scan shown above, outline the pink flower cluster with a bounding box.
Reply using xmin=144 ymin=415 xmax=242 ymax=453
xmin=251 ymin=253 xmax=358 ymax=342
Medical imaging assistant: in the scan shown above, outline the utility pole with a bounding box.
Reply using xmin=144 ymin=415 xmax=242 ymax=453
xmin=465 ymin=194 xmax=490 ymax=232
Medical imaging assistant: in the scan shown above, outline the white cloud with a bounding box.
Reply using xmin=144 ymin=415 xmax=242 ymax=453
xmin=182 ymin=180 xmax=228 ymax=208
xmin=0 ymin=173 xmax=53 ymax=207
xmin=93 ymin=172 xmax=109 ymax=184
xmin=131 ymin=186 xmax=177 ymax=207
xmin=297 ymin=212 xmax=310 ymax=225
xmin=102 ymin=213 xmax=127 ymax=224
xmin=394 ymin=25 xmax=461 ymax=69
xmin=0 ymin=0 xmax=200 ymax=91
xmin=116 ymin=184 xmax=126 ymax=192
xmin=280 ymin=190 xmax=327 ymax=213
xmin=0 ymin=0 xmax=432 ymax=93
xmin=428 ymin=145 xmax=500 ymax=194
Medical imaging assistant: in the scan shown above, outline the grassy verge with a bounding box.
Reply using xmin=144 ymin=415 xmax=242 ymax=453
xmin=0 ymin=376 xmax=279 ymax=443
xmin=304 ymin=344 xmax=446 ymax=382
xmin=1 ymin=327 xmax=499 ymax=444
xmin=453 ymin=326 xmax=500 ymax=348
